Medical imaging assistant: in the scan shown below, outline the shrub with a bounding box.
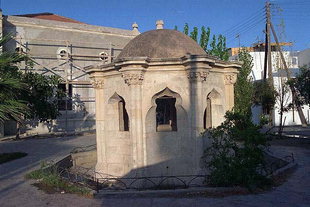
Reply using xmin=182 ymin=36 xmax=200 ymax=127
xmin=202 ymin=111 xmax=271 ymax=190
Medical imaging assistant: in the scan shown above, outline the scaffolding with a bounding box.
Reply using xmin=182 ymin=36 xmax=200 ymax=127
xmin=13 ymin=36 xmax=123 ymax=132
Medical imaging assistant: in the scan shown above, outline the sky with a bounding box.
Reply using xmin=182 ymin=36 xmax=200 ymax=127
xmin=2 ymin=0 xmax=310 ymax=51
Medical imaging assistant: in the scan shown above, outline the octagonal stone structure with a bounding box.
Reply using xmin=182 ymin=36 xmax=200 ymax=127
xmin=86 ymin=28 xmax=241 ymax=182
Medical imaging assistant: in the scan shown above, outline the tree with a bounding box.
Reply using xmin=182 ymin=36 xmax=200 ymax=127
xmin=21 ymin=72 xmax=63 ymax=122
xmin=0 ymin=36 xmax=28 ymax=123
xmin=275 ymin=77 xmax=290 ymax=135
xmin=189 ymin=27 xmax=198 ymax=42
xmin=174 ymin=25 xmax=178 ymax=31
xmin=209 ymin=34 xmax=229 ymax=61
xmin=288 ymin=66 xmax=310 ymax=106
xmin=0 ymin=35 xmax=64 ymax=138
xmin=202 ymin=111 xmax=270 ymax=189
xmin=183 ymin=23 xmax=189 ymax=35
xmin=181 ymin=23 xmax=229 ymax=61
xmin=234 ymin=49 xmax=254 ymax=118
xmin=253 ymin=81 xmax=277 ymax=116
xmin=199 ymin=26 xmax=210 ymax=51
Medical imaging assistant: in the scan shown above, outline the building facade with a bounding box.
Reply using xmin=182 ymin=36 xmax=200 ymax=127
xmin=1 ymin=11 xmax=139 ymax=136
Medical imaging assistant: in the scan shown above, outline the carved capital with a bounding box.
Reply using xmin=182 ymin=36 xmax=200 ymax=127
xmin=90 ymin=79 xmax=104 ymax=89
xmin=224 ymin=74 xmax=237 ymax=85
xmin=122 ymin=73 xmax=144 ymax=86
xmin=187 ymin=71 xmax=209 ymax=82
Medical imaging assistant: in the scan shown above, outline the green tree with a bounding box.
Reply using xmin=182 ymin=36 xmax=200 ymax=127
xmin=199 ymin=26 xmax=210 ymax=51
xmin=0 ymin=35 xmax=64 ymax=138
xmin=0 ymin=36 xmax=28 ymax=122
xmin=209 ymin=35 xmax=229 ymax=61
xmin=234 ymin=49 xmax=254 ymax=118
xmin=174 ymin=25 xmax=178 ymax=31
xmin=202 ymin=111 xmax=270 ymax=189
xmin=288 ymin=66 xmax=310 ymax=106
xmin=21 ymin=72 xmax=63 ymax=122
xmin=183 ymin=23 xmax=189 ymax=35
xmin=181 ymin=24 xmax=229 ymax=61
xmin=190 ymin=27 xmax=198 ymax=42
xmin=253 ymin=81 xmax=277 ymax=115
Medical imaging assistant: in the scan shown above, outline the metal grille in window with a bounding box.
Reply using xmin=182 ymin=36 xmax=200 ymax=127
xmin=156 ymin=96 xmax=177 ymax=131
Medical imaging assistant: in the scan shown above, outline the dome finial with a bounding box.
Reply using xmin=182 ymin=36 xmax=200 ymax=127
xmin=132 ymin=22 xmax=138 ymax=30
xmin=156 ymin=20 xmax=164 ymax=29
xmin=132 ymin=22 xmax=140 ymax=35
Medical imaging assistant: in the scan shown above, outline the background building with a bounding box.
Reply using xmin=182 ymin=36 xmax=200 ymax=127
xmin=229 ymin=43 xmax=310 ymax=126
xmin=1 ymin=11 xmax=139 ymax=136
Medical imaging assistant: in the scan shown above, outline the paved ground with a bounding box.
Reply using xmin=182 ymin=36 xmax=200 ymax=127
xmin=267 ymin=126 xmax=310 ymax=138
xmin=0 ymin=134 xmax=309 ymax=207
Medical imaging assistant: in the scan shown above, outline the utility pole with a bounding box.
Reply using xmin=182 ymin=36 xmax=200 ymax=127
xmin=263 ymin=1 xmax=273 ymax=87
xmin=270 ymin=23 xmax=308 ymax=126
xmin=262 ymin=1 xmax=307 ymax=126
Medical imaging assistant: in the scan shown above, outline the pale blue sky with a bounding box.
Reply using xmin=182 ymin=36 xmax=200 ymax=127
xmin=2 ymin=0 xmax=309 ymax=51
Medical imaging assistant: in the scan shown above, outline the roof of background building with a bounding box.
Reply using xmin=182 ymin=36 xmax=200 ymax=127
xmin=15 ymin=12 xmax=84 ymax=24
xmin=117 ymin=29 xmax=206 ymax=59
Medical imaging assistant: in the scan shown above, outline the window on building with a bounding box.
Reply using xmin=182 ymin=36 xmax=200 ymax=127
xmin=118 ymin=99 xmax=129 ymax=131
xmin=203 ymin=98 xmax=212 ymax=129
xmin=57 ymin=48 xmax=70 ymax=60
xmin=99 ymin=52 xmax=109 ymax=61
xmin=292 ymin=57 xmax=297 ymax=65
xmin=156 ymin=96 xmax=177 ymax=131
xmin=58 ymin=84 xmax=73 ymax=110
xmin=15 ymin=47 xmax=24 ymax=54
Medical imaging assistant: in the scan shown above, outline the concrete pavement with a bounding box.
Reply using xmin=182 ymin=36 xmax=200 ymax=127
xmin=0 ymin=135 xmax=309 ymax=207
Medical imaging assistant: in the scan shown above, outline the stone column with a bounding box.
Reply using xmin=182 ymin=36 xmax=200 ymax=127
xmin=122 ymin=72 xmax=145 ymax=171
xmin=187 ymin=70 xmax=208 ymax=172
xmin=90 ymin=76 xmax=106 ymax=173
xmin=224 ymin=73 xmax=237 ymax=111
xmin=187 ymin=71 xmax=209 ymax=133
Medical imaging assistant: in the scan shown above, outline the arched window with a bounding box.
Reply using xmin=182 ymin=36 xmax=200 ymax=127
xmin=203 ymin=97 xmax=212 ymax=129
xmin=118 ymin=99 xmax=129 ymax=131
xmin=203 ymin=89 xmax=221 ymax=129
xmin=108 ymin=93 xmax=129 ymax=131
xmin=156 ymin=96 xmax=177 ymax=131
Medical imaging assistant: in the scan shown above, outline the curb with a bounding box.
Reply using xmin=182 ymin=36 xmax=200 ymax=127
xmin=95 ymin=186 xmax=248 ymax=198
xmin=0 ymin=130 xmax=95 ymax=142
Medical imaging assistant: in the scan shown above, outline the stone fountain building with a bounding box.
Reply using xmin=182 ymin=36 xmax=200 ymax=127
xmin=86 ymin=22 xmax=240 ymax=180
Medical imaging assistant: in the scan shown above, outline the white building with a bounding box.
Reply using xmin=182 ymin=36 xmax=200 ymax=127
xmin=229 ymin=44 xmax=310 ymax=126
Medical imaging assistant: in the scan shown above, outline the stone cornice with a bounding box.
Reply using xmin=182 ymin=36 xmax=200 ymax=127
xmin=85 ymin=55 xmax=241 ymax=76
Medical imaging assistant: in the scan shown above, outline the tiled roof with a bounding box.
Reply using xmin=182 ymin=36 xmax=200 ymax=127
xmin=15 ymin=12 xmax=84 ymax=24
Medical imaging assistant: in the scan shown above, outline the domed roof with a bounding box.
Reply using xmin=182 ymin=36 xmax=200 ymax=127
xmin=117 ymin=29 xmax=206 ymax=59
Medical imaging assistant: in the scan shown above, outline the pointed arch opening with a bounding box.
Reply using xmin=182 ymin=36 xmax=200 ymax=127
xmin=151 ymin=87 xmax=181 ymax=132
xmin=108 ymin=93 xmax=129 ymax=131
xmin=203 ymin=89 xmax=221 ymax=129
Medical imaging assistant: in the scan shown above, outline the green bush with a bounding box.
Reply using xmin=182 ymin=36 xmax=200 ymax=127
xmin=202 ymin=111 xmax=271 ymax=190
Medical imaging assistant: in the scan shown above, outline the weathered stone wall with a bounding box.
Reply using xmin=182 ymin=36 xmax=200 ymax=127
xmin=93 ymin=62 xmax=236 ymax=178
xmin=2 ymin=15 xmax=137 ymax=136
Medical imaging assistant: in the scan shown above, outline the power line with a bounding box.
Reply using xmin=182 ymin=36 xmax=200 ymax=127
xmin=225 ymin=18 xmax=265 ymax=41
xmin=221 ymin=7 xmax=265 ymax=35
